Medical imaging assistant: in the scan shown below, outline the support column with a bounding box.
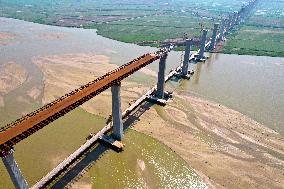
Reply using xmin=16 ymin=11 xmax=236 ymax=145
xmin=181 ymin=39 xmax=192 ymax=76
xmin=156 ymin=53 xmax=167 ymax=99
xmin=231 ymin=12 xmax=237 ymax=27
xmin=209 ymin=23 xmax=219 ymax=51
xmin=1 ymin=149 xmax=29 ymax=189
xmin=219 ymin=19 xmax=226 ymax=41
xmin=197 ymin=29 xmax=208 ymax=60
xmin=111 ymin=83 xmax=123 ymax=141
xmin=239 ymin=5 xmax=245 ymax=23
xmin=236 ymin=12 xmax=241 ymax=25
xmin=228 ymin=14 xmax=233 ymax=30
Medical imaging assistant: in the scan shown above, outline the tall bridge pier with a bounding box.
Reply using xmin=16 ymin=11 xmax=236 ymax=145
xmin=181 ymin=39 xmax=192 ymax=77
xmin=228 ymin=14 xmax=233 ymax=30
xmin=209 ymin=23 xmax=219 ymax=51
xmin=1 ymin=149 xmax=29 ymax=189
xmin=232 ymin=11 xmax=238 ymax=27
xmin=196 ymin=29 xmax=208 ymax=61
xmin=111 ymin=83 xmax=123 ymax=141
xmin=146 ymin=52 xmax=169 ymax=106
xmin=156 ymin=53 xmax=168 ymax=99
xmin=219 ymin=19 xmax=226 ymax=41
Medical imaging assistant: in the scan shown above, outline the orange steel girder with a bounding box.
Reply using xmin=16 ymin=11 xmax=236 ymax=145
xmin=0 ymin=52 xmax=160 ymax=153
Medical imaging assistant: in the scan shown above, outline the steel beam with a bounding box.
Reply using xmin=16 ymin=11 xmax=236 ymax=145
xmin=111 ymin=83 xmax=123 ymax=141
xmin=1 ymin=149 xmax=29 ymax=189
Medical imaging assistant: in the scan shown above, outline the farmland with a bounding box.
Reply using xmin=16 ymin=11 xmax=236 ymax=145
xmin=223 ymin=0 xmax=284 ymax=57
xmin=1 ymin=0 xmax=283 ymax=56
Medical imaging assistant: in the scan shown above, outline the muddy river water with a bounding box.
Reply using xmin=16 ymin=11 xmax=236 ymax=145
xmin=183 ymin=53 xmax=284 ymax=135
xmin=0 ymin=17 xmax=283 ymax=188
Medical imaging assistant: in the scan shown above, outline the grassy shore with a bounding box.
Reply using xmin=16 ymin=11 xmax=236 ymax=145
xmin=4 ymin=0 xmax=284 ymax=57
xmin=222 ymin=0 xmax=284 ymax=57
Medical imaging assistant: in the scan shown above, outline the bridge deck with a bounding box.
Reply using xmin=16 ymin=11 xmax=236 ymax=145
xmin=0 ymin=52 xmax=162 ymax=153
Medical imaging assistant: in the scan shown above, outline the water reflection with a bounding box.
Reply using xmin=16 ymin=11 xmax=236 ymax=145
xmin=193 ymin=62 xmax=202 ymax=85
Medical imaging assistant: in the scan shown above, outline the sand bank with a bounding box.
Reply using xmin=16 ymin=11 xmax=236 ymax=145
xmin=0 ymin=32 xmax=15 ymax=46
xmin=33 ymin=53 xmax=156 ymax=117
xmin=0 ymin=62 xmax=28 ymax=95
xmin=0 ymin=32 xmax=15 ymax=40
xmin=36 ymin=33 xmax=68 ymax=40
xmin=133 ymin=93 xmax=284 ymax=189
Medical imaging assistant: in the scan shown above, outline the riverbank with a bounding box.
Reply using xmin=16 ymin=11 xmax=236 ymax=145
xmin=2 ymin=1 xmax=283 ymax=57
xmin=132 ymin=92 xmax=284 ymax=189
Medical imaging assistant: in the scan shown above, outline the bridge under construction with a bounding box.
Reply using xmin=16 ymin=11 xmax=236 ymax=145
xmin=0 ymin=1 xmax=259 ymax=188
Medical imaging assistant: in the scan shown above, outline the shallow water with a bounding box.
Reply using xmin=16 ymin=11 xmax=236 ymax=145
xmin=184 ymin=53 xmax=284 ymax=135
xmin=89 ymin=130 xmax=206 ymax=189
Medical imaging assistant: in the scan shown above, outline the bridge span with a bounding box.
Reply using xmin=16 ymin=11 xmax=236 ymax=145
xmin=0 ymin=1 xmax=259 ymax=188
xmin=0 ymin=50 xmax=167 ymax=153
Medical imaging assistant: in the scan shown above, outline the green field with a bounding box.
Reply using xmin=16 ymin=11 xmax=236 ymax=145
xmin=223 ymin=0 xmax=284 ymax=57
xmin=0 ymin=0 xmax=283 ymax=53
xmin=87 ymin=13 xmax=213 ymax=44
xmin=224 ymin=26 xmax=284 ymax=57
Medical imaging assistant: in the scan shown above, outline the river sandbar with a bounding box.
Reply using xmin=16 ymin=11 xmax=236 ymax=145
xmin=0 ymin=62 xmax=28 ymax=94
xmin=133 ymin=93 xmax=284 ymax=189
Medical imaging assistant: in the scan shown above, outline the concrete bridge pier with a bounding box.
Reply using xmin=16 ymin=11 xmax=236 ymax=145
xmin=223 ymin=18 xmax=229 ymax=36
xmin=232 ymin=11 xmax=238 ymax=27
xmin=239 ymin=5 xmax=246 ymax=22
xmin=181 ymin=39 xmax=192 ymax=77
xmin=236 ymin=14 xmax=240 ymax=25
xmin=219 ymin=19 xmax=226 ymax=41
xmin=111 ymin=83 xmax=123 ymax=141
xmin=146 ymin=53 xmax=168 ymax=106
xmin=197 ymin=29 xmax=208 ymax=61
xmin=156 ymin=53 xmax=168 ymax=99
xmin=228 ymin=14 xmax=233 ymax=30
xmin=209 ymin=23 xmax=219 ymax=51
xmin=1 ymin=149 xmax=29 ymax=189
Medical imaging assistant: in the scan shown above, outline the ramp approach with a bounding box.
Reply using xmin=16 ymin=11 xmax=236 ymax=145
xmin=0 ymin=0 xmax=258 ymax=188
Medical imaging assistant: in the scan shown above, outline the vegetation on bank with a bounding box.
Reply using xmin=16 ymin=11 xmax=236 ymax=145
xmin=223 ymin=0 xmax=284 ymax=57
xmin=224 ymin=26 xmax=284 ymax=57
xmin=0 ymin=0 xmax=283 ymax=57
xmin=84 ymin=13 xmax=213 ymax=44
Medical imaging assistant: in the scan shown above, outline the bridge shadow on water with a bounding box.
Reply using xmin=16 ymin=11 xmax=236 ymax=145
xmin=51 ymin=101 xmax=153 ymax=188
